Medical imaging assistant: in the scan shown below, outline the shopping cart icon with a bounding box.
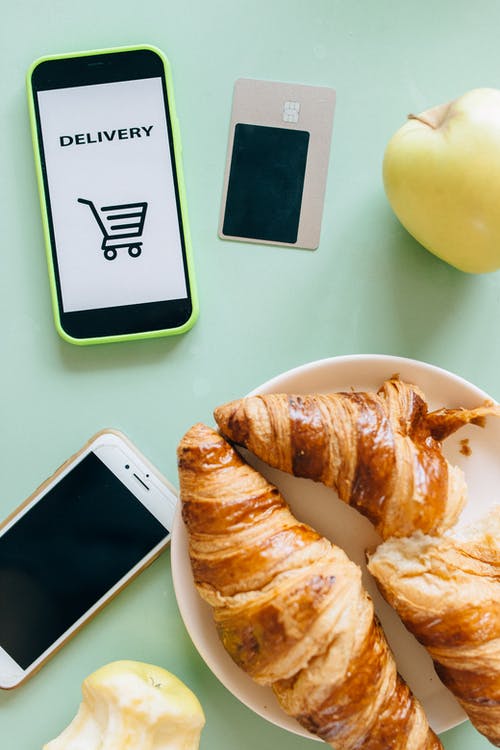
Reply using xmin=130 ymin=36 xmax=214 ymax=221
xmin=78 ymin=198 xmax=148 ymax=261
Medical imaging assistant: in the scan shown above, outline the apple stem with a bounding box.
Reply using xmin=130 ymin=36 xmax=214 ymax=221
xmin=406 ymin=100 xmax=453 ymax=130
xmin=407 ymin=113 xmax=438 ymax=129
xmin=149 ymin=675 xmax=163 ymax=688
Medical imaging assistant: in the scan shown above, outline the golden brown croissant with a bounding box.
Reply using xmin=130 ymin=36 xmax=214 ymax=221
xmin=214 ymin=377 xmax=500 ymax=540
xmin=177 ymin=423 xmax=443 ymax=750
xmin=368 ymin=509 xmax=500 ymax=747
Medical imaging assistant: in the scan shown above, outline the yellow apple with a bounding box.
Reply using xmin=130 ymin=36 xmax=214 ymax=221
xmin=43 ymin=660 xmax=205 ymax=750
xmin=383 ymin=88 xmax=500 ymax=273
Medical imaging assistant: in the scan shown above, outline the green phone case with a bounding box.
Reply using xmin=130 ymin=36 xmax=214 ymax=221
xmin=26 ymin=44 xmax=198 ymax=346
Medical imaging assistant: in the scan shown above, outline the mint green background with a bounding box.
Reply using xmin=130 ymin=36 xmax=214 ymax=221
xmin=0 ymin=2 xmax=498 ymax=749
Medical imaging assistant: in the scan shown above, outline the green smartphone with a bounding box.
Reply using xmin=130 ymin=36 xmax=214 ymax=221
xmin=27 ymin=45 xmax=198 ymax=345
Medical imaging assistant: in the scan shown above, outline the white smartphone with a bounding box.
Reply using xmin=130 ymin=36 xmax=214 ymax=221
xmin=0 ymin=429 xmax=176 ymax=689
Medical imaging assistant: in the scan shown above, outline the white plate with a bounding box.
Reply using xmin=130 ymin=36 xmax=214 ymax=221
xmin=171 ymin=354 xmax=500 ymax=739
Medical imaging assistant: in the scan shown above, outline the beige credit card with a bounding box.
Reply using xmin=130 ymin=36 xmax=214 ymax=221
xmin=219 ymin=78 xmax=336 ymax=250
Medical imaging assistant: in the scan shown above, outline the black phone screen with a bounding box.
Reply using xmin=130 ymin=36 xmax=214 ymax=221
xmin=30 ymin=49 xmax=193 ymax=339
xmin=0 ymin=453 xmax=168 ymax=669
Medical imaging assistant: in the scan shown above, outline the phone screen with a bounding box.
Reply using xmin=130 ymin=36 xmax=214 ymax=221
xmin=0 ymin=452 xmax=168 ymax=670
xmin=30 ymin=49 xmax=194 ymax=339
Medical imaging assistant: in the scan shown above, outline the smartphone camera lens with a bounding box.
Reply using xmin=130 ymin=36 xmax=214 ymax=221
xmin=125 ymin=464 xmax=130 ymax=470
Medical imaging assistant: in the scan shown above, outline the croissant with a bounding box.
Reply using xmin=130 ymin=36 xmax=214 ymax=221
xmin=177 ymin=423 xmax=443 ymax=750
xmin=368 ymin=508 xmax=500 ymax=747
xmin=214 ymin=377 xmax=500 ymax=540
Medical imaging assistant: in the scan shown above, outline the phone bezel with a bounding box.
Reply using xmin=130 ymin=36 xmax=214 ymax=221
xmin=0 ymin=429 xmax=176 ymax=689
xmin=29 ymin=47 xmax=195 ymax=343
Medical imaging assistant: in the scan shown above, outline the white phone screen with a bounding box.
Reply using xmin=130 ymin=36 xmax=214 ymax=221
xmin=36 ymin=78 xmax=187 ymax=313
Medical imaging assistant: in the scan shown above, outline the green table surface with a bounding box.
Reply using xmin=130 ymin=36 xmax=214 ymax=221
xmin=1 ymin=1 xmax=499 ymax=748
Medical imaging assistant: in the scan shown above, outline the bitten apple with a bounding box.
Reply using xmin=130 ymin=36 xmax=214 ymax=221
xmin=383 ymin=88 xmax=500 ymax=273
xmin=43 ymin=660 xmax=205 ymax=750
